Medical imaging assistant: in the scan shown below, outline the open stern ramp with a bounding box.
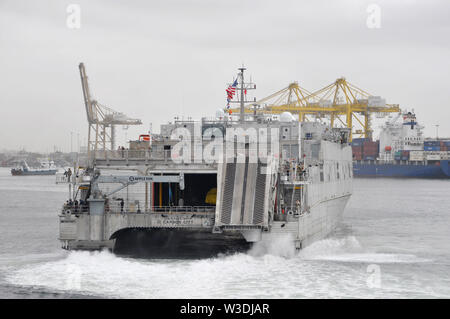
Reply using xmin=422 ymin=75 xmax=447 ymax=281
xmin=214 ymin=157 xmax=278 ymax=234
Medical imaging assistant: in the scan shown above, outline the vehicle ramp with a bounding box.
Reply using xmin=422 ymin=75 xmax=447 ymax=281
xmin=214 ymin=157 xmax=278 ymax=233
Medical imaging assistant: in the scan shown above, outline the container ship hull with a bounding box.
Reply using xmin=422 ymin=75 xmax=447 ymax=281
xmin=353 ymin=160 xmax=450 ymax=178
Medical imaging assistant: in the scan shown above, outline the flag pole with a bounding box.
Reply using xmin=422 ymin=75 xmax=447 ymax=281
xmin=239 ymin=67 xmax=246 ymax=123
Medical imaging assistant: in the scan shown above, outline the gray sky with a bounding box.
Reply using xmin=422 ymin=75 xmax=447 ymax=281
xmin=1 ymin=0 xmax=450 ymax=152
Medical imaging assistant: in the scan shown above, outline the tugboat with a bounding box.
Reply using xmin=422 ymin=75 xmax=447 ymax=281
xmin=11 ymin=160 xmax=58 ymax=176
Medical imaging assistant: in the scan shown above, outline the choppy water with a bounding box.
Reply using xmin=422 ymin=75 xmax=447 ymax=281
xmin=0 ymin=167 xmax=449 ymax=298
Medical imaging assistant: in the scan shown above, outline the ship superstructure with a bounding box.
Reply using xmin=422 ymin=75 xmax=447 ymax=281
xmin=57 ymin=66 xmax=353 ymax=257
xmin=378 ymin=111 xmax=424 ymax=161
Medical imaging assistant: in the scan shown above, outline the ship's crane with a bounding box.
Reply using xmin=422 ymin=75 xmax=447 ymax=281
xmin=229 ymin=78 xmax=401 ymax=141
xmin=78 ymin=63 xmax=142 ymax=157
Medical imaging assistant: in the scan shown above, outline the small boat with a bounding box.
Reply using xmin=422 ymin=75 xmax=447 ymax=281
xmin=11 ymin=160 xmax=58 ymax=176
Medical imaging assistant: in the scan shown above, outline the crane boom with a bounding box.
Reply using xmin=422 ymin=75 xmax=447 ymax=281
xmin=77 ymin=62 xmax=142 ymax=159
xmin=229 ymin=78 xmax=401 ymax=141
xmin=79 ymin=63 xmax=95 ymax=123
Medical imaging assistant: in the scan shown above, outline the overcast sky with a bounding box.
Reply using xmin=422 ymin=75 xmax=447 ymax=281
xmin=1 ymin=0 xmax=450 ymax=152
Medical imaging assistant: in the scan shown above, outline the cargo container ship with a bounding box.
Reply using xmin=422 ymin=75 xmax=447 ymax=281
xmin=352 ymin=112 xmax=450 ymax=178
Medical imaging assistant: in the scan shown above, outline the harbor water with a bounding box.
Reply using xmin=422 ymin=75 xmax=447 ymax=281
xmin=0 ymin=167 xmax=449 ymax=298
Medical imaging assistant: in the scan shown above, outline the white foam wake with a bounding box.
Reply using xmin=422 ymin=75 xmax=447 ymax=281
xmin=248 ymin=234 xmax=296 ymax=258
xmin=299 ymin=236 xmax=431 ymax=264
xmin=3 ymin=236 xmax=433 ymax=298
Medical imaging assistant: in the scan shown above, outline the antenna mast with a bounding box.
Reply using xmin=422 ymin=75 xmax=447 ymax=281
xmin=228 ymin=66 xmax=256 ymax=123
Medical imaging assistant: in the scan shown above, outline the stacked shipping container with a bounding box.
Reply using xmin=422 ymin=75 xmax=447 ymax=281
xmin=439 ymin=141 xmax=449 ymax=152
xmin=362 ymin=140 xmax=379 ymax=160
xmin=409 ymin=150 xmax=424 ymax=161
xmin=424 ymin=140 xmax=440 ymax=151
xmin=351 ymin=139 xmax=450 ymax=162
xmin=351 ymin=138 xmax=379 ymax=161
xmin=352 ymin=144 xmax=363 ymax=160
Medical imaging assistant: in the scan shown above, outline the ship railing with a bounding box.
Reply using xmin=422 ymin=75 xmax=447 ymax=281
xmin=105 ymin=202 xmax=215 ymax=214
xmin=91 ymin=149 xmax=223 ymax=164
xmin=61 ymin=204 xmax=89 ymax=214
xmin=91 ymin=150 xmax=170 ymax=162
xmin=56 ymin=173 xmax=89 ymax=184
xmin=56 ymin=173 xmax=70 ymax=184
xmin=61 ymin=203 xmax=215 ymax=215
xmin=150 ymin=206 xmax=215 ymax=213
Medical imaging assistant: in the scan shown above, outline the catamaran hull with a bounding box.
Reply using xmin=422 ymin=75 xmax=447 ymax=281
xmin=59 ymin=194 xmax=350 ymax=257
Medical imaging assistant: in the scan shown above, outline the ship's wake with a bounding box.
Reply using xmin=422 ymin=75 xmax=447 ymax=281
xmin=2 ymin=235 xmax=432 ymax=298
xmin=298 ymin=236 xmax=431 ymax=264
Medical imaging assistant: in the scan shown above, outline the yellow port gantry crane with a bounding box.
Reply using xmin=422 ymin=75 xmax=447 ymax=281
xmin=229 ymin=77 xmax=401 ymax=141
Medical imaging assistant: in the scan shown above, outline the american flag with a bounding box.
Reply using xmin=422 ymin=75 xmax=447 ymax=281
xmin=226 ymin=79 xmax=238 ymax=108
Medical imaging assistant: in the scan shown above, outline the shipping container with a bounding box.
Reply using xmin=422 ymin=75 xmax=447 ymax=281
xmin=426 ymin=154 xmax=440 ymax=161
xmin=410 ymin=151 xmax=424 ymax=161
xmin=439 ymin=151 xmax=449 ymax=160
xmin=424 ymin=141 xmax=440 ymax=146
xmin=424 ymin=146 xmax=440 ymax=151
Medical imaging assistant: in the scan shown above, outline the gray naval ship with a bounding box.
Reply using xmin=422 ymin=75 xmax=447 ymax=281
xmin=58 ymin=67 xmax=353 ymax=258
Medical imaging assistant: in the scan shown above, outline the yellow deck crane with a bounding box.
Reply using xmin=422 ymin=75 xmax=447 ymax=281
xmin=78 ymin=63 xmax=142 ymax=158
xmin=229 ymin=78 xmax=401 ymax=141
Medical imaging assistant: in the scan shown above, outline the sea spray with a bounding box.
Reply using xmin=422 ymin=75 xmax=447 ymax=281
xmin=248 ymin=234 xmax=296 ymax=258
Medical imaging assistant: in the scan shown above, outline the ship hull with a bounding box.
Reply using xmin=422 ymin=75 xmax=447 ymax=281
xmin=11 ymin=169 xmax=57 ymax=176
xmin=261 ymin=194 xmax=351 ymax=249
xmin=353 ymin=160 xmax=450 ymax=178
xmin=112 ymin=195 xmax=351 ymax=257
xmin=59 ymin=194 xmax=351 ymax=257
xmin=112 ymin=228 xmax=252 ymax=259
